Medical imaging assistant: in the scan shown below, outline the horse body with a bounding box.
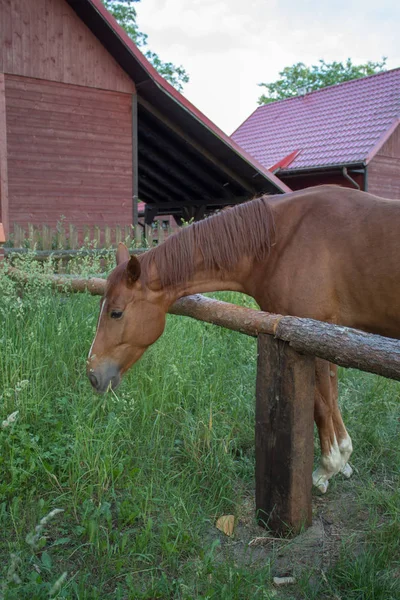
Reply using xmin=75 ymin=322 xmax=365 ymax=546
xmin=247 ymin=186 xmax=400 ymax=337
xmin=87 ymin=185 xmax=400 ymax=493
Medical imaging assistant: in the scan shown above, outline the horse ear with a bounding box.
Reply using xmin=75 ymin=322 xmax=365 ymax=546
xmin=126 ymin=254 xmax=141 ymax=285
xmin=116 ymin=243 xmax=130 ymax=266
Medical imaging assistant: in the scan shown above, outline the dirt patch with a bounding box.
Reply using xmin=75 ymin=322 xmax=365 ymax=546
xmin=209 ymin=482 xmax=367 ymax=588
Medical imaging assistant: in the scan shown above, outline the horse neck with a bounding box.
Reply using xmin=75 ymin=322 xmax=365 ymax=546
xmin=172 ymin=264 xmax=250 ymax=299
xmin=140 ymin=198 xmax=277 ymax=305
xmin=144 ymin=249 xmax=252 ymax=306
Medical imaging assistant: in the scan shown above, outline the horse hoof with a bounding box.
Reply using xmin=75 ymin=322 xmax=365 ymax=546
xmin=341 ymin=463 xmax=353 ymax=479
xmin=312 ymin=472 xmax=329 ymax=494
xmin=317 ymin=480 xmax=329 ymax=494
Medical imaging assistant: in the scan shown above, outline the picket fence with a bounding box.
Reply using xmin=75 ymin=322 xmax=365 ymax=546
xmin=6 ymin=222 xmax=175 ymax=254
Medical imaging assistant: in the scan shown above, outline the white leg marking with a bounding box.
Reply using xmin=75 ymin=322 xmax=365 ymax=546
xmin=313 ymin=435 xmax=342 ymax=493
xmin=88 ymin=299 xmax=105 ymax=361
xmin=339 ymin=434 xmax=353 ymax=479
xmin=313 ymin=433 xmax=354 ymax=492
xmin=341 ymin=463 xmax=353 ymax=479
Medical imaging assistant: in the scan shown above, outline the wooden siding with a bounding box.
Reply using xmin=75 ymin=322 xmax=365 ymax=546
xmin=0 ymin=0 xmax=135 ymax=93
xmin=5 ymin=75 xmax=133 ymax=228
xmin=0 ymin=73 xmax=9 ymax=233
xmin=368 ymin=124 xmax=400 ymax=199
xmin=281 ymin=171 xmax=365 ymax=192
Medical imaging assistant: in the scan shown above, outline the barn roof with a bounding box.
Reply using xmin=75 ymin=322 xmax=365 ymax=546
xmin=231 ymin=68 xmax=400 ymax=173
xmin=66 ymin=0 xmax=289 ymax=221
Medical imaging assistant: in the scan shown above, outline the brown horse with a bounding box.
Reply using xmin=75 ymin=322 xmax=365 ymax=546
xmin=87 ymin=185 xmax=400 ymax=493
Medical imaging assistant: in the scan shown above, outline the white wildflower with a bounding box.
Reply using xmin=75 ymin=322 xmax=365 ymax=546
xmin=25 ymin=508 xmax=64 ymax=549
xmin=15 ymin=379 xmax=29 ymax=392
xmin=49 ymin=571 xmax=68 ymax=596
xmin=1 ymin=411 xmax=19 ymax=429
xmin=0 ymin=553 xmax=22 ymax=600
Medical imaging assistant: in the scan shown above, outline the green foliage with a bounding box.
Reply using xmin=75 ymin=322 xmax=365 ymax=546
xmin=101 ymin=0 xmax=189 ymax=91
xmin=258 ymin=57 xmax=388 ymax=104
xmin=102 ymin=0 xmax=146 ymax=45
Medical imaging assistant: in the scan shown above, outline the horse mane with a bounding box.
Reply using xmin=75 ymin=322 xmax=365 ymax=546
xmin=137 ymin=195 xmax=276 ymax=288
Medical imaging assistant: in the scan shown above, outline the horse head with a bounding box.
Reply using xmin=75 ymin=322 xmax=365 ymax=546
xmin=87 ymin=243 xmax=167 ymax=393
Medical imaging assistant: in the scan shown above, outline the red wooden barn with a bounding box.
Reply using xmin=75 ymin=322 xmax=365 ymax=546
xmin=0 ymin=0 xmax=289 ymax=238
xmin=232 ymin=68 xmax=400 ymax=198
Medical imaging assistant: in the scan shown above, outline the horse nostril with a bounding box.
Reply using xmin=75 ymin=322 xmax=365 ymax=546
xmin=88 ymin=372 xmax=98 ymax=389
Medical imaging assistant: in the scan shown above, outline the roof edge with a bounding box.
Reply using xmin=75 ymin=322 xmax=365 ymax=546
xmin=278 ymin=162 xmax=365 ymax=175
xmin=364 ymin=118 xmax=400 ymax=165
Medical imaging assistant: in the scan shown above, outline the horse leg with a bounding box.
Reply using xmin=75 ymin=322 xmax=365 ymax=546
xmin=312 ymin=360 xmax=353 ymax=493
xmin=330 ymin=364 xmax=353 ymax=479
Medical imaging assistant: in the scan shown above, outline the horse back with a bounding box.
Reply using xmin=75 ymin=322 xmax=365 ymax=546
xmin=250 ymin=186 xmax=400 ymax=338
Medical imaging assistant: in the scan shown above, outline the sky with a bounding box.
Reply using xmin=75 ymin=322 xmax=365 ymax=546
xmin=135 ymin=0 xmax=400 ymax=135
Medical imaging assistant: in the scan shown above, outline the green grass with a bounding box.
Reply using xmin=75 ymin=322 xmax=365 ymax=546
xmin=0 ymin=258 xmax=399 ymax=599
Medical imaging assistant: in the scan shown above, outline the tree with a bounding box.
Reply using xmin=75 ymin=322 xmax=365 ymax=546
xmin=257 ymin=58 xmax=387 ymax=105
xmin=102 ymin=0 xmax=189 ymax=91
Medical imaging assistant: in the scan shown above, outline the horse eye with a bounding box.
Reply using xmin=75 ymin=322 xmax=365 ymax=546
xmin=110 ymin=310 xmax=123 ymax=320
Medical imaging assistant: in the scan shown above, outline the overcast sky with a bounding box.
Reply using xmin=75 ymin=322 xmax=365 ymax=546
xmin=136 ymin=0 xmax=400 ymax=135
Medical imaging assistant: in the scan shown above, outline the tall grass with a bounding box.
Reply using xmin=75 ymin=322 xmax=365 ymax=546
xmin=0 ymin=257 xmax=399 ymax=599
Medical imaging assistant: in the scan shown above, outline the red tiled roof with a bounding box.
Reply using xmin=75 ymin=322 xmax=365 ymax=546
xmin=231 ymin=68 xmax=400 ymax=171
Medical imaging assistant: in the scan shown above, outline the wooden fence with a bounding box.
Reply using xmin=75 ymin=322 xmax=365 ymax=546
xmin=5 ymin=222 xmax=175 ymax=252
xmin=7 ymin=268 xmax=400 ymax=535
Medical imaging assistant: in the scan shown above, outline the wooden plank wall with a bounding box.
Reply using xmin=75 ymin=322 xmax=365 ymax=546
xmin=5 ymin=75 xmax=133 ymax=228
xmin=0 ymin=0 xmax=135 ymax=93
xmin=282 ymin=171 xmax=365 ymax=192
xmin=368 ymin=125 xmax=400 ymax=199
xmin=0 ymin=73 xmax=9 ymax=233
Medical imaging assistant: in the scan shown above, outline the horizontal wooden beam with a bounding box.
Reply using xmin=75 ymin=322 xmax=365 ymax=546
xmin=138 ymin=140 xmax=215 ymax=199
xmin=139 ymin=176 xmax=179 ymax=205
xmin=169 ymin=295 xmax=400 ymax=381
xmin=138 ymin=97 xmax=257 ymax=194
xmin=6 ymin=271 xmax=400 ymax=381
xmin=139 ymin=196 xmax=248 ymax=217
xmin=139 ymin=120 xmax=234 ymax=197
xmin=139 ymin=155 xmax=193 ymax=203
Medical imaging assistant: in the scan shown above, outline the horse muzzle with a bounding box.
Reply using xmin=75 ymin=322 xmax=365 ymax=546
xmin=87 ymin=361 xmax=121 ymax=393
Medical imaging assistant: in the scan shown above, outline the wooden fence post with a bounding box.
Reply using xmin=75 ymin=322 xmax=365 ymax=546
xmin=93 ymin=226 xmax=101 ymax=248
xmin=255 ymin=334 xmax=315 ymax=534
xmin=69 ymin=224 xmax=78 ymax=249
xmin=124 ymin=225 xmax=131 ymax=246
xmin=158 ymin=224 xmax=165 ymax=245
xmin=144 ymin=224 xmax=153 ymax=248
xmin=0 ymin=222 xmax=5 ymax=262
xmin=14 ymin=224 xmax=24 ymax=248
xmin=104 ymin=226 xmax=111 ymax=248
xmin=134 ymin=224 xmax=142 ymax=248
xmin=42 ymin=224 xmax=52 ymax=250
xmin=83 ymin=226 xmax=91 ymax=246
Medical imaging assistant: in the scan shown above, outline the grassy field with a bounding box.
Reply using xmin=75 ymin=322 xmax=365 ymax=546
xmin=0 ymin=257 xmax=399 ymax=599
